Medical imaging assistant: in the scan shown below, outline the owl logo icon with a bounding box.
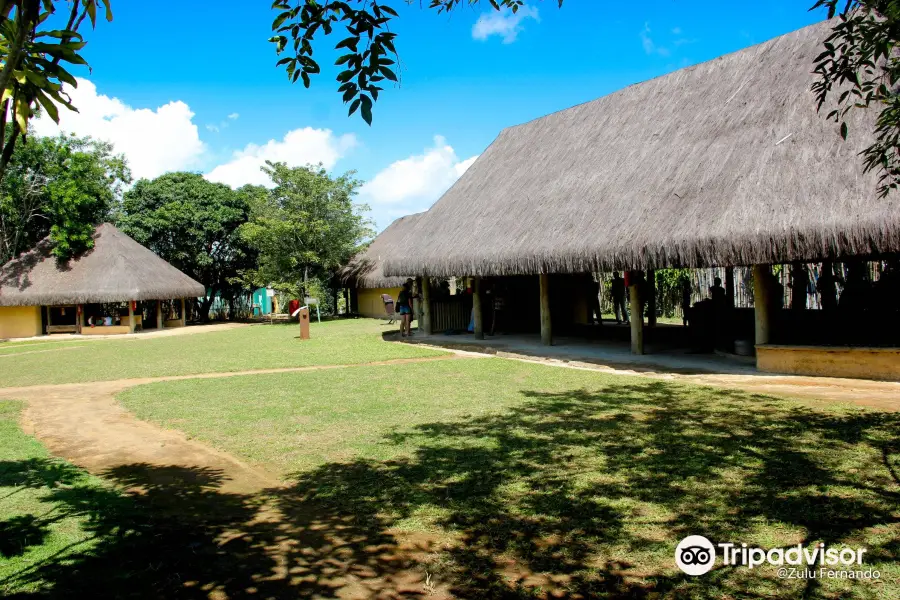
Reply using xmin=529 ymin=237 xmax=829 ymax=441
xmin=675 ymin=535 xmax=716 ymax=575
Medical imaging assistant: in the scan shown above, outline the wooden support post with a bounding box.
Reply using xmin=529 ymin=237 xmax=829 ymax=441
xmin=46 ymin=305 xmax=52 ymax=334
xmin=77 ymin=304 xmax=84 ymax=334
xmin=539 ymin=273 xmax=552 ymax=346
xmin=156 ymin=301 xmax=163 ymax=329
xmin=725 ymin=266 xmax=735 ymax=309
xmin=646 ymin=269 xmax=657 ymax=327
xmin=128 ymin=301 xmax=135 ymax=333
xmin=752 ymin=264 xmax=773 ymax=346
xmin=473 ymin=277 xmax=484 ymax=340
xmin=420 ymin=277 xmax=432 ymax=335
xmin=180 ymin=298 xmax=186 ymax=327
xmin=629 ymin=272 xmax=644 ymax=354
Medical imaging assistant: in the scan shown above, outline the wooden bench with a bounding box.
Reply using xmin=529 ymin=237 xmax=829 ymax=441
xmin=46 ymin=324 xmax=77 ymax=334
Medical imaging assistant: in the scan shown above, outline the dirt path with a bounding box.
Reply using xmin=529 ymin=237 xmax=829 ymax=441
xmin=0 ymin=355 xmax=468 ymax=599
xmin=2 ymin=346 xmax=897 ymax=598
xmin=0 ymin=354 xmax=466 ymax=495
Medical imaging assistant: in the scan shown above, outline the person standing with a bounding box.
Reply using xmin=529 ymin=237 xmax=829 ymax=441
xmin=709 ymin=277 xmax=726 ymax=305
xmin=610 ymin=271 xmax=629 ymax=324
xmin=816 ymin=261 xmax=839 ymax=311
xmin=790 ymin=262 xmax=810 ymax=310
xmin=397 ymin=279 xmax=417 ymax=337
xmin=681 ymin=279 xmax=692 ymax=326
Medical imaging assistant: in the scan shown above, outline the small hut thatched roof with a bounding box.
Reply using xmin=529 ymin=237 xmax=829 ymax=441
xmin=385 ymin=20 xmax=899 ymax=278
xmin=0 ymin=223 xmax=206 ymax=306
xmin=340 ymin=213 xmax=423 ymax=288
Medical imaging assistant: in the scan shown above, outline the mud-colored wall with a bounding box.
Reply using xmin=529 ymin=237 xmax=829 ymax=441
xmin=358 ymin=287 xmax=402 ymax=318
xmin=0 ymin=306 xmax=42 ymax=339
xmin=757 ymin=345 xmax=900 ymax=382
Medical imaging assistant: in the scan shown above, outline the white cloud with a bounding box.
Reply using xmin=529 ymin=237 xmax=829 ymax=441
xmin=360 ymin=135 xmax=478 ymax=229
xmin=227 ymin=113 xmax=240 ymax=120
xmin=671 ymin=26 xmax=682 ymax=35
xmin=472 ymin=5 xmax=539 ymax=44
xmin=32 ymin=78 xmax=206 ymax=180
xmin=640 ymin=23 xmax=670 ymax=57
xmin=205 ymin=127 xmax=357 ymax=188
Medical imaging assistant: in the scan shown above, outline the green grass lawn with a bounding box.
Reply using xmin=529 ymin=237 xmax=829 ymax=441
xmin=0 ymin=319 xmax=443 ymax=386
xmin=0 ymin=401 xmax=125 ymax=595
xmin=119 ymin=357 xmax=900 ymax=599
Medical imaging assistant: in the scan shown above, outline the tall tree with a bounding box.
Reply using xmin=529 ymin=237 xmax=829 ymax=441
xmin=240 ymin=161 xmax=371 ymax=297
xmin=0 ymin=131 xmax=130 ymax=263
xmin=118 ymin=172 xmax=256 ymax=321
xmin=0 ymin=1 xmax=113 ymax=186
xmin=812 ymin=1 xmax=900 ymax=196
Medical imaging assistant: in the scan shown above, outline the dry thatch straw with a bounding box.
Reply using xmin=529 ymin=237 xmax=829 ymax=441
xmin=384 ymin=20 xmax=899 ymax=278
xmin=0 ymin=223 xmax=206 ymax=306
xmin=340 ymin=213 xmax=422 ymax=288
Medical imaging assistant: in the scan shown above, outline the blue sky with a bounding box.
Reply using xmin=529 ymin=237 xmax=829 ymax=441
xmin=35 ymin=0 xmax=828 ymax=231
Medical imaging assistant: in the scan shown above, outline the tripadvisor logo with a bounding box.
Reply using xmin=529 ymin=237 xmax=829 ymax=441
xmin=674 ymin=535 xmax=875 ymax=578
xmin=675 ymin=535 xmax=716 ymax=575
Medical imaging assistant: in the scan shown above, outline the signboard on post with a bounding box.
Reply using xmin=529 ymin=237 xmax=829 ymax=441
xmin=304 ymin=297 xmax=321 ymax=323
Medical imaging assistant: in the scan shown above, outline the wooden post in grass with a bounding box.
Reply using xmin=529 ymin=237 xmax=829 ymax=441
xmin=629 ymin=271 xmax=644 ymax=354
xmin=539 ymin=273 xmax=552 ymax=346
xmin=473 ymin=277 xmax=484 ymax=340
xmin=752 ymin=264 xmax=773 ymax=346
xmin=77 ymin=304 xmax=84 ymax=334
xmin=420 ymin=276 xmax=432 ymax=335
xmin=647 ymin=269 xmax=657 ymax=327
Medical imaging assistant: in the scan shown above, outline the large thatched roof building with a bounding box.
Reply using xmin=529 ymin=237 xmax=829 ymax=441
xmin=384 ymin=20 xmax=895 ymax=278
xmin=0 ymin=223 xmax=204 ymax=338
xmin=340 ymin=213 xmax=422 ymax=318
xmin=341 ymin=213 xmax=422 ymax=289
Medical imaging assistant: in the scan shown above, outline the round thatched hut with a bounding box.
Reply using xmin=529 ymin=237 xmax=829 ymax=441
xmin=0 ymin=223 xmax=205 ymax=338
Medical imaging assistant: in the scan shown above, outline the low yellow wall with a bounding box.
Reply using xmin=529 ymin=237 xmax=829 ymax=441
xmin=757 ymin=345 xmax=900 ymax=382
xmin=358 ymin=287 xmax=402 ymax=318
xmin=82 ymin=325 xmax=131 ymax=335
xmin=0 ymin=306 xmax=42 ymax=339
xmin=164 ymin=319 xmax=184 ymax=328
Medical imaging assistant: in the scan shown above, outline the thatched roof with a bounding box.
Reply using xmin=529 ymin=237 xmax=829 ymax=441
xmin=0 ymin=223 xmax=206 ymax=306
xmin=385 ymin=20 xmax=898 ymax=278
xmin=341 ymin=213 xmax=422 ymax=288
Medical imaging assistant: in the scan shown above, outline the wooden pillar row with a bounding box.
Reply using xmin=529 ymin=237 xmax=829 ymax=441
xmin=629 ymin=272 xmax=644 ymax=355
xmin=420 ymin=277 xmax=433 ymax=335
xmin=473 ymin=277 xmax=484 ymax=340
xmin=539 ymin=273 xmax=552 ymax=346
xmin=752 ymin=264 xmax=773 ymax=346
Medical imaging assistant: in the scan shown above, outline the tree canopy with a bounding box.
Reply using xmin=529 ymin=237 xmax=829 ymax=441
xmin=0 ymin=1 xmax=113 ymax=187
xmin=812 ymin=1 xmax=900 ymax=196
xmin=0 ymin=130 xmax=130 ymax=263
xmin=118 ymin=172 xmax=257 ymax=320
xmin=239 ymin=161 xmax=372 ymax=298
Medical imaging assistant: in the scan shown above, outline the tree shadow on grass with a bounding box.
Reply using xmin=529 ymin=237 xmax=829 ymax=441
xmin=3 ymin=381 xmax=899 ymax=598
